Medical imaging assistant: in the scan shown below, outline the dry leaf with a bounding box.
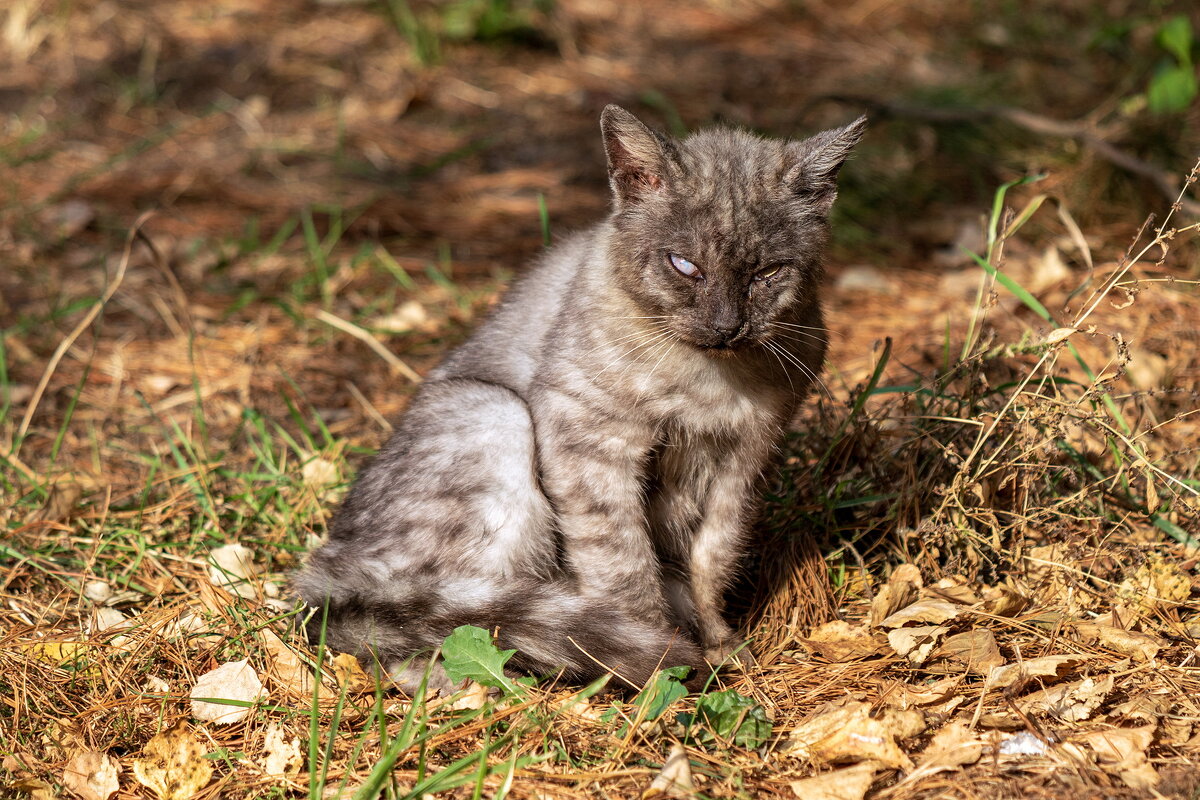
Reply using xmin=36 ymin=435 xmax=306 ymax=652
xmin=893 ymin=722 xmax=984 ymax=789
xmin=881 ymin=598 xmax=958 ymax=628
xmin=62 ymin=750 xmax=120 ymax=800
xmin=372 ymin=299 xmax=431 ymax=333
xmin=207 ymin=544 xmax=257 ymax=599
xmin=1043 ymin=327 xmax=1076 ymax=345
xmin=12 ymin=778 xmax=54 ymax=800
xmin=1018 ymin=674 xmax=1114 ymax=722
xmin=332 ymin=652 xmax=371 ymax=692
xmin=784 ymin=700 xmax=913 ymax=769
xmin=260 ymin=628 xmax=325 ymax=698
xmin=1116 ymin=557 xmax=1190 ymax=612
xmin=554 ymin=693 xmax=606 ymax=723
xmin=449 ymin=681 xmax=491 ymax=711
xmin=643 ymin=744 xmax=694 ymax=799
xmin=926 ymin=576 xmax=980 ymax=605
xmin=1074 ymin=623 xmax=1163 ymax=662
xmin=979 ymin=584 xmax=1030 ymax=617
xmin=788 ymin=762 xmax=877 ymax=800
xmin=1076 ymin=725 xmax=1159 ymax=790
xmin=918 ymin=721 xmax=983 ymax=769
xmin=301 ymin=457 xmax=339 ymax=488
xmin=84 ymin=581 xmax=112 ymax=605
xmin=887 ymin=625 xmax=949 ymax=665
xmin=800 ymin=621 xmax=889 ymax=662
xmin=261 ymin=722 xmax=302 ymax=777
xmin=190 ymin=659 xmax=266 ymax=724
xmin=879 ymin=708 xmax=926 ymax=740
xmin=869 ymin=564 xmax=922 ymax=626
xmin=880 ymin=677 xmax=962 ymax=709
xmin=133 ymin=722 xmax=214 ymax=800
xmin=927 ymin=629 xmax=1004 ymax=675
xmin=984 ymin=654 xmax=1087 ymax=691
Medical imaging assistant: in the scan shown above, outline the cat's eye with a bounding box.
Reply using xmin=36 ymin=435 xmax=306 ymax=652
xmin=754 ymin=264 xmax=783 ymax=282
xmin=668 ymin=252 xmax=702 ymax=279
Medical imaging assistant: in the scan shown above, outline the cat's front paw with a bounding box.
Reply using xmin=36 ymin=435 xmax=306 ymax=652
xmin=703 ymin=638 xmax=757 ymax=669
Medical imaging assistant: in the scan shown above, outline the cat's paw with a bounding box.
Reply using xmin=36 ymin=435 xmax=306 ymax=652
xmin=703 ymin=638 xmax=757 ymax=669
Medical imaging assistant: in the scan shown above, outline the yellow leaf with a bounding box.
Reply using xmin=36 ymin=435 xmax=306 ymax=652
xmin=133 ymin=722 xmax=214 ymax=800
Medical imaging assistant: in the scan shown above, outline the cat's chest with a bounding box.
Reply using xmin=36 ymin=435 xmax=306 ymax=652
xmin=632 ymin=351 xmax=782 ymax=435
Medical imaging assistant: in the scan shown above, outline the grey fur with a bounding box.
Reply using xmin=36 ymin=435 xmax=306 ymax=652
xmin=294 ymin=106 xmax=866 ymax=690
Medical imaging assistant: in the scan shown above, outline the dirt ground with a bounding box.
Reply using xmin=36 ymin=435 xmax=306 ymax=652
xmin=3 ymin=1 xmax=1200 ymax=798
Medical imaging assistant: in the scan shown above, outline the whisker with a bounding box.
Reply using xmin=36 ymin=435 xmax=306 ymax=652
xmin=772 ymin=321 xmax=840 ymax=338
xmin=636 ymin=339 xmax=678 ymax=408
xmin=766 ymin=340 xmax=833 ymax=399
xmin=583 ymin=323 xmax=670 ymax=360
xmin=766 ymin=324 xmax=827 ymax=346
xmin=600 ymin=329 xmax=675 ymax=375
xmin=763 ymin=341 xmax=796 ymax=396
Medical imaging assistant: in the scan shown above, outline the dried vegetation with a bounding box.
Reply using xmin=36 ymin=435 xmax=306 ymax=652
xmin=2 ymin=1 xmax=1200 ymax=798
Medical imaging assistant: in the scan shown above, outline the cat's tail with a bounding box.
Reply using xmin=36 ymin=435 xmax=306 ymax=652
xmin=294 ymin=567 xmax=704 ymax=691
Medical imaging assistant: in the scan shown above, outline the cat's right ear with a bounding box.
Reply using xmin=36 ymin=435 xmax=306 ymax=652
xmin=600 ymin=105 xmax=675 ymax=209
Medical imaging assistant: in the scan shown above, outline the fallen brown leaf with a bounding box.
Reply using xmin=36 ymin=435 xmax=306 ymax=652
xmin=788 ymin=762 xmax=877 ymax=800
xmin=1074 ymin=623 xmax=1164 ymax=662
xmin=261 ymin=722 xmax=302 ymax=777
xmin=1019 ymin=674 xmax=1115 ymax=722
xmin=881 ymin=598 xmax=959 ymax=628
xmin=1076 ymin=724 xmax=1159 ymax=790
xmin=784 ymin=700 xmax=913 ymax=769
xmin=927 ymin=629 xmax=1004 ymax=675
xmin=869 ymin=564 xmax=922 ymax=626
xmin=190 ymin=659 xmax=266 ymax=724
xmin=887 ymin=625 xmax=949 ymax=665
xmin=62 ymin=750 xmax=121 ymax=800
xmin=643 ymin=743 xmax=694 ymax=799
xmin=984 ymin=654 xmax=1088 ymax=691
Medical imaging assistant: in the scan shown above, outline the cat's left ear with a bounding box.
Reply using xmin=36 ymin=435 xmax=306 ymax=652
xmin=601 ymin=105 xmax=677 ymax=209
xmin=784 ymin=115 xmax=868 ymax=213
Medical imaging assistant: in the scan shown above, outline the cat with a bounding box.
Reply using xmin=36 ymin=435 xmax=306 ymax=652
xmin=294 ymin=105 xmax=866 ymax=693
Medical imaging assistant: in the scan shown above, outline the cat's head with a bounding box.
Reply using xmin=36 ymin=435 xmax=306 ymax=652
xmin=600 ymin=105 xmax=865 ymax=354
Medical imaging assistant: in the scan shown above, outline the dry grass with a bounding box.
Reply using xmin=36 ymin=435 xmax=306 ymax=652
xmin=3 ymin=1 xmax=1200 ymax=798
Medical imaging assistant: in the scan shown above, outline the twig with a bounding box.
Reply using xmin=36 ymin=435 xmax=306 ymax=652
xmin=314 ymin=309 xmax=422 ymax=384
xmin=15 ymin=212 xmax=149 ymax=452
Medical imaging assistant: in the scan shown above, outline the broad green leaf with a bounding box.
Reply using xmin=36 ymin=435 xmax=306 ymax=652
xmin=680 ymin=689 xmax=773 ymax=749
xmin=440 ymin=625 xmax=520 ymax=694
xmin=1148 ymin=65 xmax=1198 ymax=114
xmin=1158 ymin=16 xmax=1194 ymax=65
xmin=634 ymin=665 xmax=690 ymax=721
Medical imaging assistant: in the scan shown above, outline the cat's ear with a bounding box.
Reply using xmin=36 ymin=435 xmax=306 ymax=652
xmin=600 ymin=105 xmax=675 ymax=208
xmin=784 ymin=115 xmax=868 ymax=213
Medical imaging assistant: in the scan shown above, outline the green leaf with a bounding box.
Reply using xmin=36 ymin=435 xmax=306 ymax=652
xmin=1148 ymin=65 xmax=1198 ymax=114
xmin=964 ymin=248 xmax=1053 ymax=323
xmin=633 ymin=665 xmax=690 ymax=721
xmin=440 ymin=625 xmax=520 ymax=694
xmin=1158 ymin=16 xmax=1194 ymax=65
xmin=681 ymin=689 xmax=773 ymax=749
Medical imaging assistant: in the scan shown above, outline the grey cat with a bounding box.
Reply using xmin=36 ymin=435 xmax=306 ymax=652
xmin=295 ymin=106 xmax=865 ymax=692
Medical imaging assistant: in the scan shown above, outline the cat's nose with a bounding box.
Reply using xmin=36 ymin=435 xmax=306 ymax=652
xmin=711 ymin=320 xmax=740 ymax=339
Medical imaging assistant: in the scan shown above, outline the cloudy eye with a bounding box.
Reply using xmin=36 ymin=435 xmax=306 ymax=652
xmin=754 ymin=264 xmax=783 ymax=282
xmin=668 ymin=252 xmax=702 ymax=279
